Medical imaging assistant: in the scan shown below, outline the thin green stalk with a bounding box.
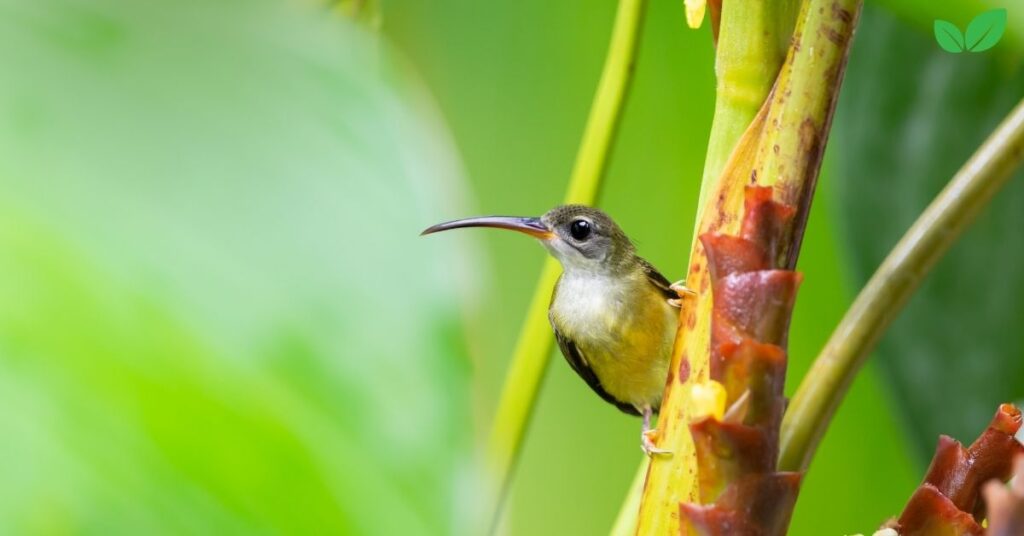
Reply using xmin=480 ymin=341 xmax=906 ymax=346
xmin=779 ymin=97 xmax=1024 ymax=473
xmin=483 ymin=0 xmax=647 ymax=529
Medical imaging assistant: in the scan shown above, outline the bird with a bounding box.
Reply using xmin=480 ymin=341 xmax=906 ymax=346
xmin=422 ymin=205 xmax=694 ymax=455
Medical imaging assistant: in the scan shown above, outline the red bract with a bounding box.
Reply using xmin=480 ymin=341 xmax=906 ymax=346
xmin=680 ymin=186 xmax=803 ymax=535
xmin=680 ymin=473 xmax=801 ymax=535
xmin=892 ymin=404 xmax=1024 ymax=535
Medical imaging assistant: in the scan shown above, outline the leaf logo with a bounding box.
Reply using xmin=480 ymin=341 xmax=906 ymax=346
xmin=934 ymin=8 xmax=1008 ymax=53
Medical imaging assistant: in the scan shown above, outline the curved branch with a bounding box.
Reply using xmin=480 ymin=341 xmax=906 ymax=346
xmin=779 ymin=97 xmax=1024 ymax=473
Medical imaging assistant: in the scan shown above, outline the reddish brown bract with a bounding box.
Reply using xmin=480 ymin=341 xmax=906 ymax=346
xmin=893 ymin=404 xmax=1024 ymax=535
xmin=680 ymin=186 xmax=803 ymax=535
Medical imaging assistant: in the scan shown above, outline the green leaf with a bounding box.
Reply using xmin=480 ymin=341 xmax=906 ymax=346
xmin=0 ymin=0 xmax=476 ymax=534
xmin=833 ymin=6 xmax=1024 ymax=462
xmin=933 ymin=19 xmax=966 ymax=52
xmin=965 ymin=8 xmax=1007 ymax=52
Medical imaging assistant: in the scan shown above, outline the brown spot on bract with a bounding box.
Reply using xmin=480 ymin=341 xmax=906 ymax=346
xmin=799 ymin=118 xmax=819 ymax=153
xmin=749 ymin=168 xmax=757 ymax=184
xmin=825 ymin=27 xmax=844 ymax=46
xmin=773 ymin=144 xmax=780 ymax=155
xmin=686 ymin=311 xmax=696 ymax=329
xmin=715 ymin=191 xmax=727 ymax=213
xmin=678 ymin=357 xmax=690 ymax=383
xmin=826 ymin=65 xmax=843 ymax=96
xmin=780 ymin=182 xmax=802 ymax=213
xmin=832 ymin=1 xmax=853 ymax=24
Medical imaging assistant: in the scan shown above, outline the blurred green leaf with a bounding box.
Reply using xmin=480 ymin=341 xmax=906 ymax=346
xmin=0 ymin=0 xmax=475 ymax=534
xmin=934 ymin=19 xmax=966 ymax=52
xmin=832 ymin=5 xmax=1024 ymax=461
xmin=965 ymin=8 xmax=1007 ymax=52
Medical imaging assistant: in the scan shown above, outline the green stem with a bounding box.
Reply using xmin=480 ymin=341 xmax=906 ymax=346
xmin=778 ymin=97 xmax=1024 ymax=473
xmin=483 ymin=0 xmax=647 ymax=529
xmin=691 ymin=0 xmax=797 ymax=238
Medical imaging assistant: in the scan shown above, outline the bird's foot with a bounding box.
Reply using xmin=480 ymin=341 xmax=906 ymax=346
xmin=641 ymin=429 xmax=672 ymax=457
xmin=668 ymin=280 xmax=697 ymax=308
xmin=670 ymin=280 xmax=697 ymax=296
xmin=639 ymin=406 xmax=672 ymax=457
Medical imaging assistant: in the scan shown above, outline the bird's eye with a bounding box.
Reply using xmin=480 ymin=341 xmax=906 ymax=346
xmin=569 ymin=219 xmax=591 ymax=241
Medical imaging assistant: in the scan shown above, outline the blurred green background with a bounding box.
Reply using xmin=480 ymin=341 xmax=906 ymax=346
xmin=0 ymin=0 xmax=1021 ymax=535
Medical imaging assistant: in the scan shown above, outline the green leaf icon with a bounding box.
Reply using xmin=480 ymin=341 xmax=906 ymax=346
xmin=965 ymin=8 xmax=1007 ymax=52
xmin=934 ymin=19 xmax=966 ymax=53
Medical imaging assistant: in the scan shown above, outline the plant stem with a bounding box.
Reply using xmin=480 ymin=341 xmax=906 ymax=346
xmin=483 ymin=0 xmax=647 ymax=529
xmin=636 ymin=0 xmax=860 ymax=531
xmin=612 ymin=5 xmax=795 ymax=527
xmin=778 ymin=97 xmax=1024 ymax=473
xmin=691 ymin=0 xmax=797 ymax=238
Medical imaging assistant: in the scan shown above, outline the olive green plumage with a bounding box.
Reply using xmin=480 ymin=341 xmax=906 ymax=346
xmin=539 ymin=205 xmax=678 ymax=416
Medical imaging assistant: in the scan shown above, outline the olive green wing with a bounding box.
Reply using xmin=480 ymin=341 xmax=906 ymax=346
xmin=637 ymin=256 xmax=678 ymax=299
xmin=551 ymin=325 xmax=640 ymax=416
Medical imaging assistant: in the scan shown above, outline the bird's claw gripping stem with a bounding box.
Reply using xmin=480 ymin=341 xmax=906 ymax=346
xmin=642 ymin=430 xmax=672 ymax=457
xmin=640 ymin=406 xmax=672 ymax=457
xmin=668 ymin=280 xmax=697 ymax=308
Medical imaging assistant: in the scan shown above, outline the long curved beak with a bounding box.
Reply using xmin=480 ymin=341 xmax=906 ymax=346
xmin=421 ymin=216 xmax=554 ymax=239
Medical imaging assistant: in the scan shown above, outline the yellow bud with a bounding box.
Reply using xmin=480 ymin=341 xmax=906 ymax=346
xmin=684 ymin=0 xmax=706 ymax=29
xmin=690 ymin=381 xmax=726 ymax=421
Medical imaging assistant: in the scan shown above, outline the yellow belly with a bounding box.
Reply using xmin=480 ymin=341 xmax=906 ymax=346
xmin=550 ymin=272 xmax=678 ymax=410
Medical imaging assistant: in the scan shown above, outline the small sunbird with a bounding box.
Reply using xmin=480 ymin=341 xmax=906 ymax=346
xmin=422 ymin=205 xmax=694 ymax=455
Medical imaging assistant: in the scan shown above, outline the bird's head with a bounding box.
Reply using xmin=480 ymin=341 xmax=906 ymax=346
xmin=421 ymin=204 xmax=634 ymax=275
